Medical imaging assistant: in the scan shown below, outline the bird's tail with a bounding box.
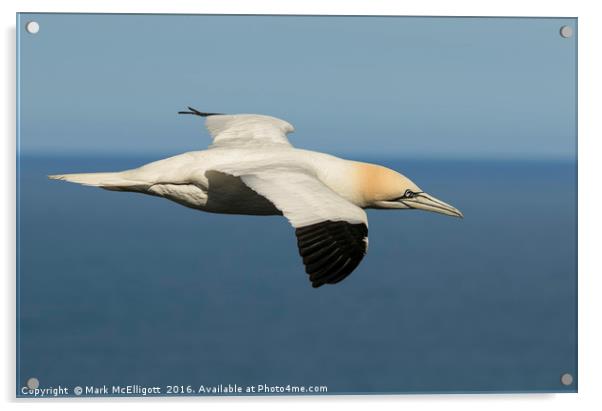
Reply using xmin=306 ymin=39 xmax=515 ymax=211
xmin=48 ymin=172 xmax=149 ymax=191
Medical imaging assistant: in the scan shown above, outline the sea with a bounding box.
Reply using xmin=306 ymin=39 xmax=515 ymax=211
xmin=16 ymin=155 xmax=577 ymax=396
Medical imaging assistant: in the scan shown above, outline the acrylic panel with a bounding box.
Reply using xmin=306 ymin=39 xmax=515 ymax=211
xmin=16 ymin=14 xmax=577 ymax=397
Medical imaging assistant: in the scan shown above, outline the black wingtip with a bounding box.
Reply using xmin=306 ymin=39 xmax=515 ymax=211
xmin=178 ymin=106 xmax=223 ymax=117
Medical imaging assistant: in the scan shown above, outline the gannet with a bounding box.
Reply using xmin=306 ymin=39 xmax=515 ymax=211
xmin=49 ymin=108 xmax=463 ymax=288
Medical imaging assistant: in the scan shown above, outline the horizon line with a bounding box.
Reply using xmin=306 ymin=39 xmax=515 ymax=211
xmin=17 ymin=151 xmax=577 ymax=162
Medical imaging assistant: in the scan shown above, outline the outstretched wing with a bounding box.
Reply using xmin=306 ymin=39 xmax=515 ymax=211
xmin=211 ymin=165 xmax=369 ymax=288
xmin=179 ymin=107 xmax=295 ymax=148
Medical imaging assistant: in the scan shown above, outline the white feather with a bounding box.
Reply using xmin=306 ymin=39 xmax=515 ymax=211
xmin=205 ymin=114 xmax=294 ymax=148
xmin=212 ymin=164 xmax=367 ymax=228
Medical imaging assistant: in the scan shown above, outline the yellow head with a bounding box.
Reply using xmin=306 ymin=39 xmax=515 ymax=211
xmin=353 ymin=162 xmax=463 ymax=217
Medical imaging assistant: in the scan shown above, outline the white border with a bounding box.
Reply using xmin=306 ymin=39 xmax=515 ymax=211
xmin=3 ymin=1 xmax=600 ymax=410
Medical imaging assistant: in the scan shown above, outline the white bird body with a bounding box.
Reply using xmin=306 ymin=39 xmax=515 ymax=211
xmin=50 ymin=110 xmax=462 ymax=287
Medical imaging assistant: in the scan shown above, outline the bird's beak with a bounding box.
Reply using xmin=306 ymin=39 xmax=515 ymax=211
xmin=402 ymin=193 xmax=463 ymax=218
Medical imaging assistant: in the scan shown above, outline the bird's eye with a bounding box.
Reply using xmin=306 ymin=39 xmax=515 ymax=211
xmin=391 ymin=190 xmax=416 ymax=202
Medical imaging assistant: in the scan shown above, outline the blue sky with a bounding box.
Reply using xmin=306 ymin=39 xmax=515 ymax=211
xmin=18 ymin=14 xmax=576 ymax=159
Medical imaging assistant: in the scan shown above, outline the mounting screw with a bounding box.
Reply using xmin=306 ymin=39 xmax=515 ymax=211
xmin=27 ymin=377 xmax=39 ymax=389
xmin=560 ymin=373 xmax=573 ymax=386
xmin=559 ymin=25 xmax=573 ymax=38
xmin=26 ymin=21 xmax=40 ymax=34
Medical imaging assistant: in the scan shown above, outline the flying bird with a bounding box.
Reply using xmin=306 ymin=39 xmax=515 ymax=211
xmin=49 ymin=108 xmax=463 ymax=288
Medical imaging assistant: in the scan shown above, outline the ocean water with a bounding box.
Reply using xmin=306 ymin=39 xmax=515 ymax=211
xmin=17 ymin=155 xmax=577 ymax=395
